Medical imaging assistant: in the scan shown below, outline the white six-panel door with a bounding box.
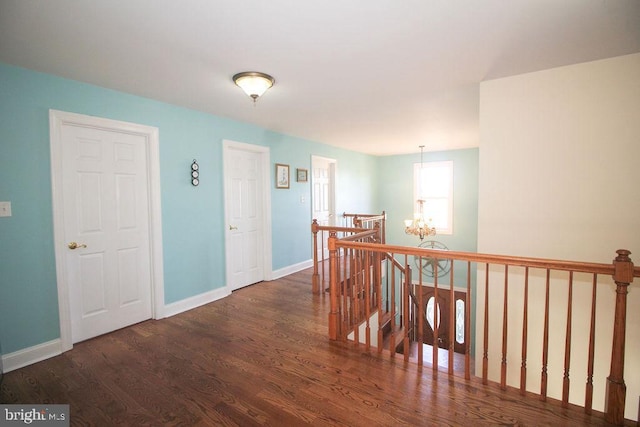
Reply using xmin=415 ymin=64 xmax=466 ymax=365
xmin=223 ymin=140 xmax=271 ymax=291
xmin=311 ymin=156 xmax=336 ymax=260
xmin=311 ymin=156 xmax=336 ymax=226
xmin=54 ymin=114 xmax=155 ymax=344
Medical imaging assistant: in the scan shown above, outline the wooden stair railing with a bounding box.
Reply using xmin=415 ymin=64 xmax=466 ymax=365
xmin=327 ymin=238 xmax=639 ymax=425
xmin=311 ymin=221 xmax=367 ymax=294
xmin=346 ymin=211 xmax=386 ymax=244
xmin=328 ymin=227 xmax=383 ymax=343
xmin=311 ymin=212 xmax=386 ymax=294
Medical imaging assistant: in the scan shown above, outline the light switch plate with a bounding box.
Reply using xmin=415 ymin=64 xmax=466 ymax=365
xmin=0 ymin=201 xmax=12 ymax=217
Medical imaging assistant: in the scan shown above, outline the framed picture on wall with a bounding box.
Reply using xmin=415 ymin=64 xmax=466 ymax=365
xmin=275 ymin=163 xmax=290 ymax=189
xmin=296 ymin=168 xmax=308 ymax=182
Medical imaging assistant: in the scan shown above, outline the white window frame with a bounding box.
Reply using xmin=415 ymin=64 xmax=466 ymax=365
xmin=413 ymin=160 xmax=453 ymax=235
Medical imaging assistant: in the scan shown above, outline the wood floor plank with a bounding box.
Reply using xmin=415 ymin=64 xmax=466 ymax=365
xmin=0 ymin=268 xmax=627 ymax=426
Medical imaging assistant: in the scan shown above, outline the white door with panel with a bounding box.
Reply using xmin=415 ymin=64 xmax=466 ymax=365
xmin=61 ymin=123 xmax=152 ymax=343
xmin=311 ymin=156 xmax=336 ymax=260
xmin=224 ymin=144 xmax=266 ymax=291
xmin=311 ymin=156 xmax=336 ymax=226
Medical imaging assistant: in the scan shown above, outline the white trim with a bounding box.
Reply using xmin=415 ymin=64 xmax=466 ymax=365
xmin=162 ymin=287 xmax=231 ymax=318
xmin=411 ymin=280 xmax=468 ymax=292
xmin=147 ymin=126 xmax=166 ymax=319
xmin=271 ymin=259 xmax=313 ymax=280
xmin=49 ymin=110 xmax=164 ymax=352
xmin=1 ymin=339 xmax=62 ymax=373
xmin=222 ymin=140 xmax=273 ymax=291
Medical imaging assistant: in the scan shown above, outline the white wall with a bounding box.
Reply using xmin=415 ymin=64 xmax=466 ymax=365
xmin=477 ymin=53 xmax=640 ymax=420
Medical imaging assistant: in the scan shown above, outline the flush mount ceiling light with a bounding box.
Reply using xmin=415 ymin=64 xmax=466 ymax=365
xmin=233 ymin=71 xmax=275 ymax=103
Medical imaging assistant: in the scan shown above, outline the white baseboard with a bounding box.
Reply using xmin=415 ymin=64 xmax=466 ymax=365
xmin=162 ymin=286 xmax=231 ymax=318
xmin=271 ymin=259 xmax=313 ymax=280
xmin=2 ymin=339 xmax=62 ymax=373
xmin=1 ymin=288 xmax=232 ymax=372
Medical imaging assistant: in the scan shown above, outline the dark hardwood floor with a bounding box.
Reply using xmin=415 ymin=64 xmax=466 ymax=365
xmin=1 ymin=268 xmax=620 ymax=426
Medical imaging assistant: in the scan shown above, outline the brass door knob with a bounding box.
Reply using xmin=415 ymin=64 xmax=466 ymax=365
xmin=68 ymin=242 xmax=87 ymax=250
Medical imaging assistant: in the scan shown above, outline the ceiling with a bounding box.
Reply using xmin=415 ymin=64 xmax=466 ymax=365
xmin=1 ymin=1 xmax=639 ymax=156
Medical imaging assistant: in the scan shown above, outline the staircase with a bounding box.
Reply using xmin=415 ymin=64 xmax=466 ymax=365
xmin=326 ymin=231 xmax=639 ymax=424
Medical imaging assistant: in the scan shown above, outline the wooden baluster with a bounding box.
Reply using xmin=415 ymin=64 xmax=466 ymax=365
xmin=389 ymin=254 xmax=397 ymax=355
xmin=449 ymin=260 xmax=455 ymax=376
xmin=520 ymin=267 xmax=529 ymax=395
xmin=376 ymin=250 xmax=383 ymax=354
xmin=381 ymin=210 xmax=386 ymax=244
xmin=364 ymin=248 xmax=371 ymax=350
xmin=360 ymin=249 xmax=365 ymax=323
xmin=404 ymin=263 xmax=411 ymax=362
xmin=320 ymin=230 xmax=326 ymax=289
xmin=605 ymin=249 xmax=634 ymax=425
xmin=311 ymin=220 xmax=320 ymax=294
xmin=352 ymin=248 xmax=359 ymax=345
xmin=355 ymin=248 xmax=360 ymax=338
xmin=541 ymin=269 xmax=550 ymax=401
xmin=418 ymin=257 xmax=424 ymax=369
xmin=351 ymin=248 xmax=357 ymax=339
xmin=482 ymin=263 xmax=489 ymax=385
xmin=328 ymin=232 xmax=338 ymax=340
xmin=371 ymin=228 xmax=379 ymax=315
xmin=363 ymin=249 xmax=368 ymax=330
xmin=501 ymin=265 xmax=508 ymax=390
xmin=341 ymin=246 xmax=348 ymax=341
xmin=373 ymin=250 xmax=377 ymax=311
xmin=465 ymin=261 xmax=471 ymax=381
xmin=585 ymin=273 xmax=597 ymax=414
xmin=562 ymin=271 xmax=573 ymax=407
xmin=405 ymin=255 xmax=410 ymax=337
xmin=432 ymin=261 xmax=438 ymax=374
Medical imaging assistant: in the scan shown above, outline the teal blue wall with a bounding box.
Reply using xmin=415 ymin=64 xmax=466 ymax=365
xmin=0 ymin=63 xmax=377 ymax=354
xmin=378 ymin=148 xmax=479 ymax=353
xmin=378 ymin=148 xmax=479 ymax=286
xmin=264 ymin=133 xmax=379 ymax=268
xmin=0 ymin=62 xmax=477 ymax=357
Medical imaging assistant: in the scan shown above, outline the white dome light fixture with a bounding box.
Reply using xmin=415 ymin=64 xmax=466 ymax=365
xmin=233 ymin=71 xmax=275 ymax=103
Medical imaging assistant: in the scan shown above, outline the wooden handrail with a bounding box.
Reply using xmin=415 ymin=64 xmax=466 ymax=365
xmin=341 ymin=211 xmax=386 ymax=243
xmin=343 ymin=212 xmax=386 ymax=219
xmin=339 ymin=228 xmax=379 ymax=242
xmin=312 ymin=224 xmax=369 ymax=234
xmin=332 ymin=240 xmax=620 ymax=276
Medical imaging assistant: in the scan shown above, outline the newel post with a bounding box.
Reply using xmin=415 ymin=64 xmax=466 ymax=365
xmin=328 ymin=231 xmax=339 ymax=340
xmin=311 ymin=219 xmax=320 ymax=295
xmin=605 ymin=249 xmax=634 ymax=425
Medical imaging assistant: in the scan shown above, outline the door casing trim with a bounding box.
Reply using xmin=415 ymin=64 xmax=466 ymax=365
xmin=49 ymin=110 xmax=165 ymax=352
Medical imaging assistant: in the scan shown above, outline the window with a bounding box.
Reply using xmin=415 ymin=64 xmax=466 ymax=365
xmin=414 ymin=160 xmax=453 ymax=234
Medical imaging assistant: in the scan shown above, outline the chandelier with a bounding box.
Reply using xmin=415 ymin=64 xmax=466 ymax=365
xmin=404 ymin=146 xmax=436 ymax=240
xmin=404 ymin=199 xmax=436 ymax=240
